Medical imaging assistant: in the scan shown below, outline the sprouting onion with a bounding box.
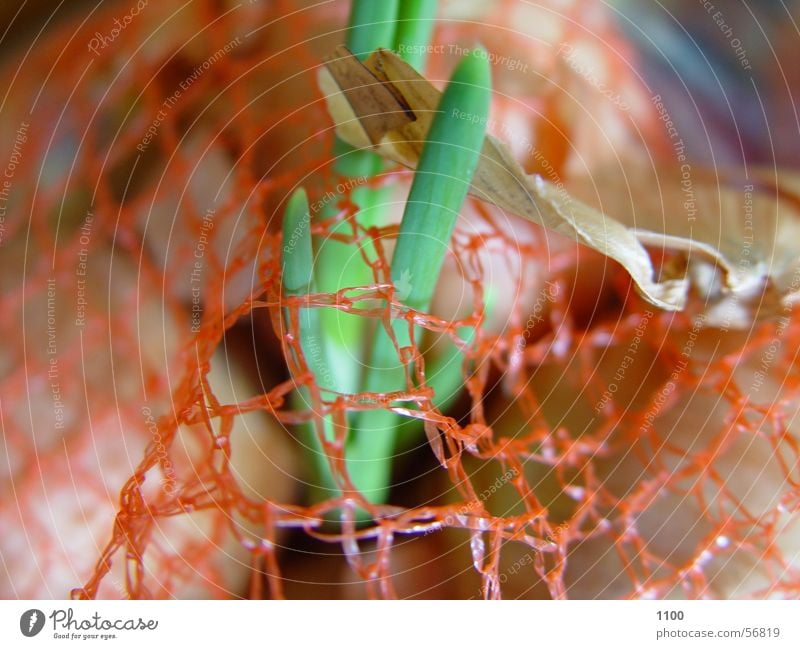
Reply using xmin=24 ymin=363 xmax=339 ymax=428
xmin=281 ymin=188 xmax=341 ymax=500
xmin=394 ymin=0 xmax=439 ymax=70
xmin=349 ymin=48 xmax=492 ymax=503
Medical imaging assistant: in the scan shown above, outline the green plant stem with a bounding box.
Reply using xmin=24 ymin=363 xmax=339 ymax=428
xmin=349 ymin=49 xmax=492 ymax=504
xmin=313 ymin=1 xmax=400 ymax=396
xmin=304 ymin=1 xmax=470 ymax=510
xmin=394 ymin=0 xmax=438 ymax=71
xmin=282 ymin=189 xmax=339 ymax=500
xmin=346 ymin=0 xmax=400 ymax=60
xmin=308 ymin=1 xmax=444 ymax=508
xmin=281 ymin=189 xmax=313 ymax=297
xmin=305 ymin=1 xmax=400 ymax=508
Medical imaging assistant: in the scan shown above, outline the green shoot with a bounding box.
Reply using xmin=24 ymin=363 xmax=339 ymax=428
xmin=281 ymin=188 xmax=313 ymax=298
xmin=346 ymin=0 xmax=400 ymax=60
xmin=349 ymin=48 xmax=492 ymax=504
xmin=394 ymin=0 xmax=438 ymax=71
xmin=282 ymin=188 xmax=339 ymax=500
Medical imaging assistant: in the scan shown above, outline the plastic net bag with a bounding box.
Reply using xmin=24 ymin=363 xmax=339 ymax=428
xmin=1 ymin=0 xmax=798 ymax=599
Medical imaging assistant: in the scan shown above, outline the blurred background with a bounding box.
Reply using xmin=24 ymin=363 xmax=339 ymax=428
xmin=1 ymin=0 xmax=798 ymax=600
xmin=3 ymin=0 xmax=799 ymax=168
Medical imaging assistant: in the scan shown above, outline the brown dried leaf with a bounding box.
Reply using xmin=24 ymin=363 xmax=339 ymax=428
xmin=567 ymin=164 xmax=800 ymax=327
xmin=318 ymin=46 xmax=799 ymax=326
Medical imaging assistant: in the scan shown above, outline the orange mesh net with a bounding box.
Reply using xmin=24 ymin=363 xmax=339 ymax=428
xmin=1 ymin=0 xmax=799 ymax=600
